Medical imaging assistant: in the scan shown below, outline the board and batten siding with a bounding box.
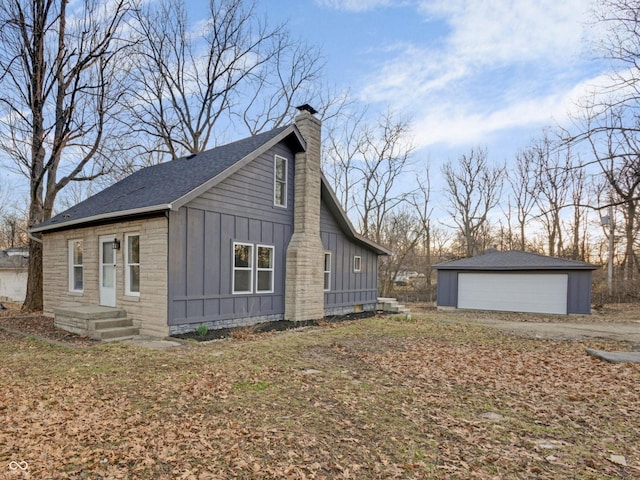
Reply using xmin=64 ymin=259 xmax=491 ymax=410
xmin=167 ymin=143 xmax=295 ymax=333
xmin=320 ymin=198 xmax=378 ymax=315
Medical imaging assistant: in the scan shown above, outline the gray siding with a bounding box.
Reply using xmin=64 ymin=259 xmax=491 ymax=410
xmin=320 ymin=199 xmax=378 ymax=313
xmin=436 ymin=269 xmax=593 ymax=314
xmin=436 ymin=270 xmax=458 ymax=307
xmin=567 ymin=270 xmax=592 ymax=314
xmin=168 ymin=143 xmax=295 ymax=331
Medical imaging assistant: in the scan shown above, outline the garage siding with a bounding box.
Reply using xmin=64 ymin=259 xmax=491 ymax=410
xmin=567 ymin=270 xmax=593 ymax=314
xmin=436 ymin=270 xmax=458 ymax=307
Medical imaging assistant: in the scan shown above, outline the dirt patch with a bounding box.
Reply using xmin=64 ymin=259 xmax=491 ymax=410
xmin=0 ymin=303 xmax=98 ymax=347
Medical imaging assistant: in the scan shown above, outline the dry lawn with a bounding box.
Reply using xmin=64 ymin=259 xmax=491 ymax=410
xmin=1 ymin=311 xmax=639 ymax=479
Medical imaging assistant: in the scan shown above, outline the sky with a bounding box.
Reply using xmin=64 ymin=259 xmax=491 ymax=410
xmin=0 ymin=0 xmax=612 ymax=228
xmin=255 ymin=0 xmax=607 ymax=165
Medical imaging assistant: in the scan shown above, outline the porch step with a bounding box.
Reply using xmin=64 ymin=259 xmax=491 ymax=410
xmin=91 ymin=316 xmax=139 ymax=341
xmin=53 ymin=306 xmax=138 ymax=340
xmin=95 ymin=326 xmax=140 ymax=341
xmin=377 ymin=297 xmax=411 ymax=315
xmin=92 ymin=318 xmax=134 ymax=330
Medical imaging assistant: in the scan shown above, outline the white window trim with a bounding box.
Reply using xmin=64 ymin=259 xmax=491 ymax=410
xmin=256 ymin=244 xmax=275 ymax=293
xmin=233 ymin=242 xmax=254 ymax=294
xmin=124 ymin=233 xmax=141 ymax=297
xmin=353 ymin=255 xmax=362 ymax=273
xmin=324 ymin=252 xmax=332 ymax=291
xmin=273 ymin=155 xmax=288 ymax=208
xmin=68 ymin=239 xmax=83 ymax=293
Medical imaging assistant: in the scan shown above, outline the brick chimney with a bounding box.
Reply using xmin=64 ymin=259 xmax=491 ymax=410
xmin=284 ymin=106 xmax=325 ymax=322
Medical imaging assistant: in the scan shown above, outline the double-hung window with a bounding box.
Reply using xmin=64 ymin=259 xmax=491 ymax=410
xmin=68 ymin=239 xmax=83 ymax=292
xmin=233 ymin=242 xmax=253 ymax=294
xmin=233 ymin=242 xmax=275 ymax=294
xmin=324 ymin=252 xmax=332 ymax=291
xmin=125 ymin=234 xmax=140 ymax=296
xmin=256 ymin=245 xmax=274 ymax=293
xmin=274 ymin=155 xmax=287 ymax=207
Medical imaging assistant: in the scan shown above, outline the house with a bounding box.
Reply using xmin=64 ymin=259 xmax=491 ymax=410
xmin=31 ymin=106 xmax=389 ymax=338
xmin=432 ymin=250 xmax=599 ymax=315
xmin=0 ymin=249 xmax=28 ymax=302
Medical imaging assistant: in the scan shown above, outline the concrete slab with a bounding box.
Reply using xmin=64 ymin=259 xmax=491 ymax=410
xmin=585 ymin=348 xmax=640 ymax=364
xmin=54 ymin=305 xmax=127 ymax=320
xmin=440 ymin=317 xmax=640 ymax=343
xmin=122 ymin=337 xmax=183 ymax=350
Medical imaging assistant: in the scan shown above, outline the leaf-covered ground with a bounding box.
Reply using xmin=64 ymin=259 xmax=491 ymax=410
xmin=1 ymin=313 xmax=639 ymax=479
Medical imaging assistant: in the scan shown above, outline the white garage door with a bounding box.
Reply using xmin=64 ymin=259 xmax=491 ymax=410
xmin=458 ymin=273 xmax=568 ymax=315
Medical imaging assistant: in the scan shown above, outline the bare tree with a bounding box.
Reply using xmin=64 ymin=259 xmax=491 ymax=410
xmin=239 ymin=30 xmax=325 ymax=134
xmin=526 ymin=134 xmax=574 ymax=257
xmin=0 ymin=0 xmax=133 ymax=310
xmin=377 ymin=207 xmax=424 ymax=297
xmin=507 ymin=147 xmax=538 ymax=250
xmin=127 ymin=0 xmax=327 ymax=163
xmin=566 ymin=0 xmax=640 ymax=282
xmin=355 ymin=112 xmax=415 ymax=244
xmin=442 ymin=147 xmax=504 ymax=257
xmin=322 ymin=107 xmax=368 ymax=215
xmin=322 ymin=110 xmax=414 ymax=246
xmin=582 ymin=107 xmax=640 ymax=280
xmin=408 ymin=166 xmax=433 ymax=286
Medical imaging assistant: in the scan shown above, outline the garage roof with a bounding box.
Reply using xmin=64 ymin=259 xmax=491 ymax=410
xmin=433 ymin=250 xmax=599 ymax=271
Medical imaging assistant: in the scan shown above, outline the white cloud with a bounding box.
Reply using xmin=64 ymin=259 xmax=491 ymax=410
xmin=411 ymin=72 xmax=609 ymax=150
xmin=314 ymin=0 xmax=395 ymax=12
xmin=355 ymin=0 xmax=604 ymax=152
xmin=419 ymin=0 xmax=592 ymax=66
xmin=359 ymin=45 xmax=468 ymax=106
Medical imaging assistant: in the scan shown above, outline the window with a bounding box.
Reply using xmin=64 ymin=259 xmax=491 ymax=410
xmin=125 ymin=234 xmax=140 ymax=296
xmin=233 ymin=242 xmax=253 ymax=293
xmin=68 ymin=240 xmax=83 ymax=292
xmin=274 ymin=155 xmax=287 ymax=207
xmin=353 ymin=255 xmax=362 ymax=273
xmin=256 ymin=245 xmax=274 ymax=293
xmin=324 ymin=252 xmax=332 ymax=291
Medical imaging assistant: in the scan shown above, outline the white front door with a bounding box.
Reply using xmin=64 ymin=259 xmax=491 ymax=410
xmin=99 ymin=236 xmax=117 ymax=307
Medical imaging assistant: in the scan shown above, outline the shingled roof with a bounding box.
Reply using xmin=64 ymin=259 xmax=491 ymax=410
xmin=433 ymin=250 xmax=599 ymax=271
xmin=32 ymin=125 xmax=303 ymax=233
xmin=30 ymin=124 xmax=389 ymax=255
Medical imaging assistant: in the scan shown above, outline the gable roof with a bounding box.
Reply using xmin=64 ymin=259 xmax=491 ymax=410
xmin=432 ymin=250 xmax=599 ymax=271
xmin=31 ymin=124 xmax=388 ymax=256
xmin=32 ymin=125 xmax=304 ymax=233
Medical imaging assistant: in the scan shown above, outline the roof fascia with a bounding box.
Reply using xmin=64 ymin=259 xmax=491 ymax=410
xmin=433 ymin=265 xmax=599 ymax=271
xmin=170 ymin=125 xmax=305 ymax=210
xmin=30 ymin=204 xmax=171 ymax=234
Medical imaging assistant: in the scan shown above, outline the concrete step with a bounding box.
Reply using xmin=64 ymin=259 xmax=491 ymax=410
xmin=93 ymin=326 xmax=140 ymax=340
xmin=377 ymin=297 xmax=411 ymax=315
xmin=92 ymin=318 xmax=134 ymax=330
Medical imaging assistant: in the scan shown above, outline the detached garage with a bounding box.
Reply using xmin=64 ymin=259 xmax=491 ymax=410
xmin=433 ymin=250 xmax=599 ymax=315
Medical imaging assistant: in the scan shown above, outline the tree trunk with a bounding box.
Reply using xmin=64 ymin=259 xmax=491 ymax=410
xmin=24 ymin=239 xmax=43 ymax=311
xmin=625 ymin=200 xmax=635 ymax=282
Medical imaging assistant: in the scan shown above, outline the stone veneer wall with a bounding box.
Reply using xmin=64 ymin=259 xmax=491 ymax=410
xmin=42 ymin=216 xmax=169 ymax=338
xmin=284 ymin=110 xmax=325 ymax=322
